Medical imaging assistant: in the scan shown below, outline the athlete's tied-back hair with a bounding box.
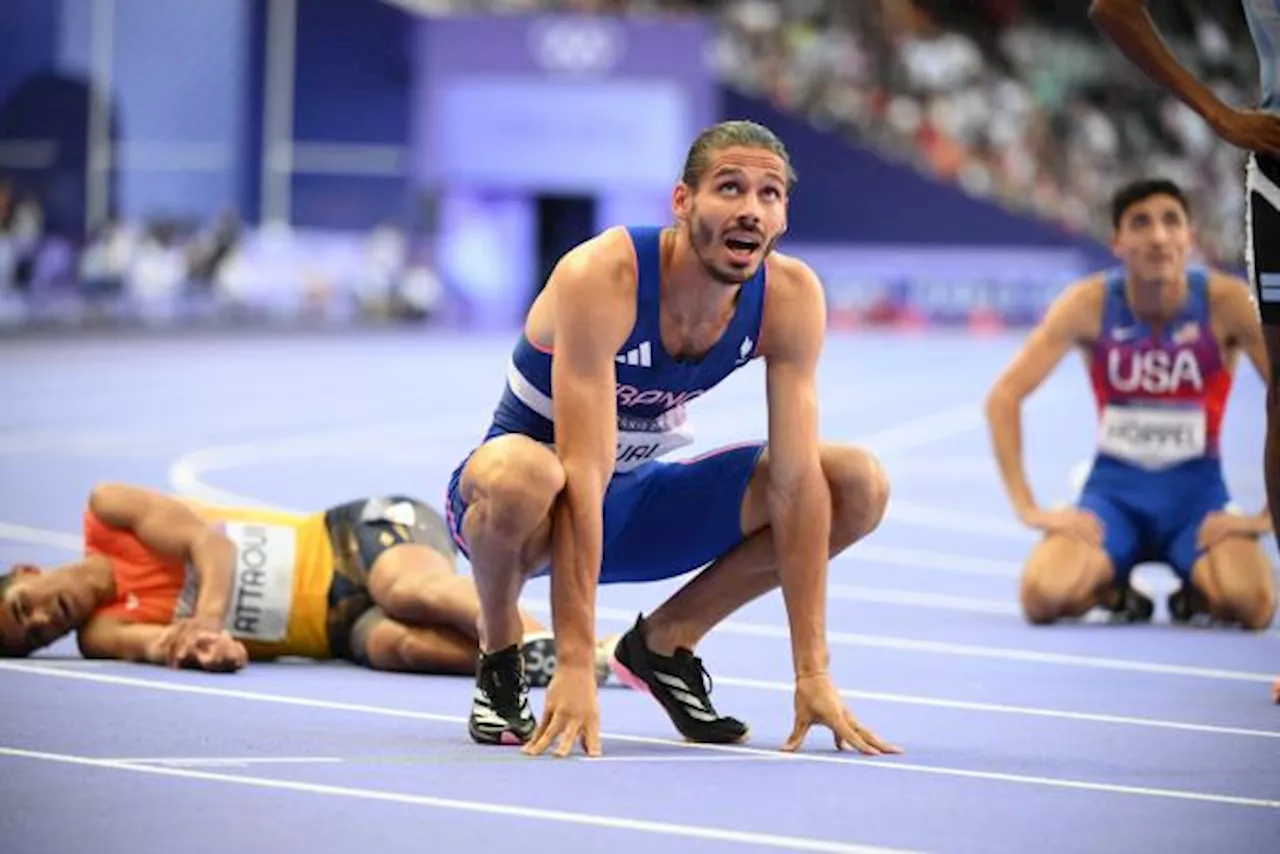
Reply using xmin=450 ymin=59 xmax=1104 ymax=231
xmin=681 ymin=120 xmax=798 ymax=191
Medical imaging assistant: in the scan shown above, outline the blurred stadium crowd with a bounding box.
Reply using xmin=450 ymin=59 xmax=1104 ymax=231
xmin=0 ymin=0 xmax=1255 ymax=328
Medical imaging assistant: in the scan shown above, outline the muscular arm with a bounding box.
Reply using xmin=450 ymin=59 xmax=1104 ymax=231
xmin=759 ymin=259 xmax=832 ymax=677
xmin=1088 ymin=0 xmax=1233 ymax=130
xmin=79 ymin=616 xmax=246 ymax=672
xmin=985 ymin=280 xmax=1101 ymax=521
xmin=546 ymin=233 xmax=635 ymax=669
xmin=89 ymin=483 xmax=237 ymax=627
xmin=77 ymin=616 xmax=169 ymax=664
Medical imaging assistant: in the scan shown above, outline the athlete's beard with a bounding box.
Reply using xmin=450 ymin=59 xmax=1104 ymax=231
xmin=690 ymin=214 xmax=765 ymax=286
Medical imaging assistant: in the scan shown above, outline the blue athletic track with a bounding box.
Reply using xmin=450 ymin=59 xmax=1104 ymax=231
xmin=2 ymin=328 xmax=1277 ymax=854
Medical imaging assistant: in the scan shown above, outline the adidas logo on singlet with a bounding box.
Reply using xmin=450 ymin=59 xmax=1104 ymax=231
xmin=616 ymin=341 xmax=652 ymax=368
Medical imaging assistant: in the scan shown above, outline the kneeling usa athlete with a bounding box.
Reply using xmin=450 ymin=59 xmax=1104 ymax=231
xmin=986 ymin=179 xmax=1277 ymax=629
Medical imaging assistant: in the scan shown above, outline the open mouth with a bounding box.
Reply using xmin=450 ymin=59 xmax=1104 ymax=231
xmin=723 ymin=234 xmax=761 ymax=261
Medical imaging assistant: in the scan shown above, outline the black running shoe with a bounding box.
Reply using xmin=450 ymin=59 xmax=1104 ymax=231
xmin=1168 ymin=584 xmax=1209 ymax=625
xmin=468 ymin=645 xmax=536 ymax=746
xmin=1102 ymin=585 xmax=1154 ymax=624
xmin=609 ymin=614 xmax=749 ymax=744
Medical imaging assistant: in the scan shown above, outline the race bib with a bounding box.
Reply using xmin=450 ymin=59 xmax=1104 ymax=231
xmin=222 ymin=521 xmax=297 ymax=643
xmin=1097 ymin=404 xmax=1206 ymax=470
xmin=614 ymin=409 xmax=696 ymax=473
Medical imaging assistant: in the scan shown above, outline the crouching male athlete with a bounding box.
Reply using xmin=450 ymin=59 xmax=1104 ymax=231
xmin=445 ymin=120 xmax=900 ymax=756
xmin=986 ymin=179 xmax=1277 ymax=629
xmin=0 ymin=482 xmax=614 ymax=684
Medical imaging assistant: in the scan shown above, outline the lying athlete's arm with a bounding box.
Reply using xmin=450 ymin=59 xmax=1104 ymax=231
xmin=985 ymin=279 xmax=1101 ymax=522
xmin=547 ymin=233 xmax=635 ymax=669
xmin=77 ymin=615 xmax=171 ymax=664
xmin=89 ymin=483 xmax=237 ymax=628
xmin=1213 ymin=273 xmax=1274 ymax=534
xmin=79 ymin=616 xmax=246 ymax=672
xmin=1088 ymin=0 xmax=1233 ymax=131
xmin=759 ymin=257 xmax=832 ymax=677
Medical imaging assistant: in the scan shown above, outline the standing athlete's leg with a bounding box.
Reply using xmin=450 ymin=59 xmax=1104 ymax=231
xmin=452 ymin=435 xmax=564 ymax=650
xmin=1245 ymin=154 xmax=1280 ymax=698
xmin=638 ymin=445 xmax=890 ymax=651
xmin=1264 ymin=326 xmax=1280 ymax=548
xmin=1245 ymin=154 xmax=1280 ymax=550
xmin=447 ymin=434 xmax=564 ymax=744
xmin=607 ymin=442 xmax=890 ymax=743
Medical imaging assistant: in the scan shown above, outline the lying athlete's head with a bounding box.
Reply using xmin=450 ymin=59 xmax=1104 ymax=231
xmin=674 ymin=120 xmax=795 ymax=286
xmin=1110 ymin=178 xmax=1194 ymax=286
xmin=0 ymin=563 xmax=86 ymax=657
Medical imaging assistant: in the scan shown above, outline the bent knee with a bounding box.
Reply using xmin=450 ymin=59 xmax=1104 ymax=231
xmin=823 ymin=445 xmax=891 ymax=546
xmin=1020 ymin=536 xmax=1110 ymax=624
xmin=1199 ymin=542 xmax=1278 ymax=630
xmin=462 ymin=437 xmax=565 ymax=546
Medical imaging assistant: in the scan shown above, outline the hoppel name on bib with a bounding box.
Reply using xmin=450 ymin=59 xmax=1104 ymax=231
xmin=224 ymin=521 xmax=297 ymax=642
xmin=1098 ymin=404 xmax=1207 ymax=469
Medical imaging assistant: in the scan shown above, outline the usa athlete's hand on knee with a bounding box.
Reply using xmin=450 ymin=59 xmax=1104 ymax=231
xmin=1022 ymin=507 xmax=1103 ymax=546
xmin=1197 ymin=511 xmax=1265 ymax=550
xmin=782 ymin=672 xmax=902 ymax=756
xmin=523 ymin=662 xmax=602 ymax=758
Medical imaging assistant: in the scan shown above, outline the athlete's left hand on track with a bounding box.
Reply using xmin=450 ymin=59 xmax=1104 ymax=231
xmin=185 ymin=633 xmax=247 ymax=673
xmin=169 ymin=617 xmax=225 ymax=666
xmin=163 ymin=624 xmax=247 ymax=673
xmin=523 ymin=662 xmax=602 ymax=758
xmin=1196 ymin=511 xmax=1264 ymax=550
xmin=782 ymin=672 xmax=902 ymax=756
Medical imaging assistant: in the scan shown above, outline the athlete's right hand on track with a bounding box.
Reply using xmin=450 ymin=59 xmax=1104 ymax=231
xmin=782 ymin=672 xmax=902 ymax=756
xmin=1210 ymin=108 xmax=1280 ymax=155
xmin=523 ymin=662 xmax=602 ymax=758
xmin=1021 ymin=507 xmax=1103 ymax=546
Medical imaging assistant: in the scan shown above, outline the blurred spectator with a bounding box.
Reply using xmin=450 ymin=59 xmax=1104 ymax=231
xmin=0 ymin=0 xmax=1254 ymax=331
xmin=708 ymin=0 xmax=1255 ymax=265
xmin=0 ymin=180 xmax=46 ymax=296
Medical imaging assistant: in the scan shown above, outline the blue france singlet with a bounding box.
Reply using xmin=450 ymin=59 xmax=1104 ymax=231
xmin=488 ymin=225 xmax=768 ymax=472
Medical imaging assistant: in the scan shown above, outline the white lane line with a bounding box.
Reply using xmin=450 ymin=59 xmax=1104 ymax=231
xmin=709 ymin=677 xmax=1280 ymax=740
xmin=16 ymin=657 xmax=1272 ymax=739
xmin=107 ymin=756 xmax=343 ymax=767
xmin=829 ymin=585 xmax=1020 ymax=615
xmin=0 ymin=521 xmax=81 ymax=551
xmin=0 ymin=745 xmax=916 ymax=854
xmin=522 ymin=602 xmax=1278 ymax=684
xmin=2 ymin=663 xmax=1276 ymax=809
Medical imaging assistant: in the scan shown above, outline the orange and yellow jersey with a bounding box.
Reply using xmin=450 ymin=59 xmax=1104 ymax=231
xmin=87 ymin=500 xmax=336 ymax=660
